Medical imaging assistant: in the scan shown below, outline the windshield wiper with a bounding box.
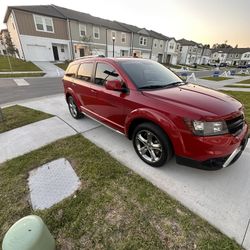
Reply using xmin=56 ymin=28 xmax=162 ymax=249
xmin=166 ymin=81 xmax=185 ymax=87
xmin=138 ymin=84 xmax=168 ymax=90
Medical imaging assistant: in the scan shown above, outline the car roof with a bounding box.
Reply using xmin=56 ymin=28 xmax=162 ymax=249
xmin=72 ymin=56 xmax=150 ymax=64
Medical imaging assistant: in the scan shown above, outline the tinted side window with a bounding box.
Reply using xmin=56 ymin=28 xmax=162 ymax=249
xmin=65 ymin=64 xmax=79 ymax=78
xmin=77 ymin=63 xmax=94 ymax=82
xmin=94 ymin=63 xmax=121 ymax=86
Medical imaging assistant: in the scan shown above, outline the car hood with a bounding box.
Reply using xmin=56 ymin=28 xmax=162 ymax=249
xmin=142 ymin=83 xmax=242 ymax=118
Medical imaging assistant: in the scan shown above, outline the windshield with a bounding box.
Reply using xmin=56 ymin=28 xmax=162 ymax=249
xmin=118 ymin=59 xmax=184 ymax=90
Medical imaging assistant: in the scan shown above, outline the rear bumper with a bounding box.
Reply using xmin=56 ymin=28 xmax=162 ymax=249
xmin=176 ymin=130 xmax=249 ymax=170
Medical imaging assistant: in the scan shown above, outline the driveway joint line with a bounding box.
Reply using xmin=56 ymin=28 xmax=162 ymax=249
xmin=241 ymin=218 xmax=250 ymax=246
xmin=56 ymin=116 xmax=79 ymax=134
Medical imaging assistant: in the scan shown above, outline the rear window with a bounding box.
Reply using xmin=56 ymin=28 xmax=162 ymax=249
xmin=77 ymin=63 xmax=94 ymax=82
xmin=65 ymin=64 xmax=79 ymax=78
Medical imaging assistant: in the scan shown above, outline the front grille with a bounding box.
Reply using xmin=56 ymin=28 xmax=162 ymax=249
xmin=226 ymin=114 xmax=244 ymax=135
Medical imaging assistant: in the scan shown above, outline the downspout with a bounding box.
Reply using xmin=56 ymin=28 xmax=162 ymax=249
xmin=105 ymin=28 xmax=108 ymax=57
xmin=51 ymin=4 xmax=74 ymax=60
xmin=67 ymin=19 xmax=74 ymax=60
xmin=130 ymin=32 xmax=134 ymax=56
xmin=150 ymin=37 xmax=154 ymax=59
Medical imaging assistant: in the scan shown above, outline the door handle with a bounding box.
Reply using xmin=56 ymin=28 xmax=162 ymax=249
xmin=91 ymin=89 xmax=97 ymax=93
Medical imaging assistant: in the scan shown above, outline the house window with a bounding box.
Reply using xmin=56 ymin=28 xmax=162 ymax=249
xmin=235 ymin=54 xmax=239 ymax=58
xmin=61 ymin=45 xmax=65 ymax=53
xmin=79 ymin=24 xmax=86 ymax=37
xmin=160 ymin=41 xmax=163 ymax=48
xmin=154 ymin=40 xmax=158 ymax=48
xmin=34 ymin=15 xmax=54 ymax=33
xmin=169 ymin=43 xmax=174 ymax=50
xmin=111 ymin=30 xmax=116 ymax=40
xmin=139 ymin=36 xmax=147 ymax=46
xmin=121 ymin=33 xmax=126 ymax=43
xmin=93 ymin=26 xmax=100 ymax=39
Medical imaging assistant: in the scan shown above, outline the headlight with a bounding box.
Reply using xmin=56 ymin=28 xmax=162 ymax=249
xmin=190 ymin=120 xmax=228 ymax=136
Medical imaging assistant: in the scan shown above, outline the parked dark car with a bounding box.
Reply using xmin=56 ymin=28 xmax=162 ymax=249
xmin=238 ymin=64 xmax=250 ymax=69
xmin=63 ymin=57 xmax=248 ymax=169
xmin=219 ymin=62 xmax=227 ymax=67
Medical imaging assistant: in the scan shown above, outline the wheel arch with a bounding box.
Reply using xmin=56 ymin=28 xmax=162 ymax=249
xmin=125 ymin=108 xmax=185 ymax=155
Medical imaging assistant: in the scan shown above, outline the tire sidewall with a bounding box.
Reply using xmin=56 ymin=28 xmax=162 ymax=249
xmin=132 ymin=122 xmax=172 ymax=167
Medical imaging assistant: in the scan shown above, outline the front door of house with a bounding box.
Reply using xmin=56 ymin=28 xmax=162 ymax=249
xmin=52 ymin=46 xmax=59 ymax=61
xmin=79 ymin=48 xmax=85 ymax=57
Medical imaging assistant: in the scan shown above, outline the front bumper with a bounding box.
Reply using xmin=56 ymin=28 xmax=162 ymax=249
xmin=176 ymin=129 xmax=249 ymax=170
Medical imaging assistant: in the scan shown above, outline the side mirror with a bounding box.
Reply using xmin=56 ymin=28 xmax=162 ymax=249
xmin=105 ymin=80 xmax=127 ymax=92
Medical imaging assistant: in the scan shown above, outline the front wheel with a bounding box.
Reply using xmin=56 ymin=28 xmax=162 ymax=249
xmin=132 ymin=122 xmax=173 ymax=167
xmin=67 ymin=96 xmax=83 ymax=119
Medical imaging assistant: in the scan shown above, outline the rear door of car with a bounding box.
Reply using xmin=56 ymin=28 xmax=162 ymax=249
xmin=74 ymin=61 xmax=97 ymax=113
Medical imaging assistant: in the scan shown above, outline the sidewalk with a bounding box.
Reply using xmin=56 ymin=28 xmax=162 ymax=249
xmin=189 ymin=75 xmax=250 ymax=91
xmin=0 ymin=94 xmax=249 ymax=249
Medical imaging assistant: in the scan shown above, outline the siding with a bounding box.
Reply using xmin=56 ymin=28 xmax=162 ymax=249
xmin=14 ymin=9 xmax=68 ymax=40
xmin=69 ymin=20 xmax=106 ymax=45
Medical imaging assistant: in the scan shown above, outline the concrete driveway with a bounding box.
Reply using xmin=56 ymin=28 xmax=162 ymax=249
xmin=17 ymin=94 xmax=250 ymax=249
xmin=32 ymin=61 xmax=65 ymax=77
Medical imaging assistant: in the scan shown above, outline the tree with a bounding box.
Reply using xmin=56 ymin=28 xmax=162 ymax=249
xmin=81 ymin=35 xmax=94 ymax=55
xmin=5 ymin=33 xmax=18 ymax=57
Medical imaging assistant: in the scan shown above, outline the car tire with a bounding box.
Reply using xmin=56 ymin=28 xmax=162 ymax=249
xmin=132 ymin=122 xmax=173 ymax=167
xmin=67 ymin=95 xmax=83 ymax=119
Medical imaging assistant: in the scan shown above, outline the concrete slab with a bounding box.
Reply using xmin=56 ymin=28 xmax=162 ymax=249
xmin=20 ymin=95 xmax=101 ymax=133
xmin=32 ymin=61 xmax=65 ymax=77
xmin=0 ymin=117 xmax=76 ymax=164
xmin=16 ymin=94 xmax=250 ymax=248
xmin=28 ymin=158 xmax=81 ymax=210
xmin=83 ymin=125 xmax=250 ymax=247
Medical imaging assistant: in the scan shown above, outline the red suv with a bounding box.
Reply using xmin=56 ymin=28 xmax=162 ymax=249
xmin=63 ymin=57 xmax=248 ymax=170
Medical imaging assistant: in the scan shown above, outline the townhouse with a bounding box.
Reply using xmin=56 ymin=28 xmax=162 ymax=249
xmin=165 ymin=38 xmax=179 ymax=65
xmin=227 ymin=48 xmax=250 ymax=66
xmin=177 ymin=39 xmax=203 ymax=65
xmin=210 ymin=48 xmax=250 ymax=66
xmin=210 ymin=48 xmax=230 ymax=64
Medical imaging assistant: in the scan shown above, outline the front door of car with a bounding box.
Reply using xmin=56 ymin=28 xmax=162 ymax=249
xmin=92 ymin=62 xmax=128 ymax=132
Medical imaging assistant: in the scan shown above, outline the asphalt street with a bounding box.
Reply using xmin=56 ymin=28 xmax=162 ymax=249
xmin=0 ymin=68 xmax=239 ymax=106
xmin=0 ymin=77 xmax=63 ymax=105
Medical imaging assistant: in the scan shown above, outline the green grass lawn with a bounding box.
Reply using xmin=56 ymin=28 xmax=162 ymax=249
xmin=224 ymin=85 xmax=250 ymax=88
xmin=55 ymin=63 xmax=69 ymax=70
xmin=0 ymin=105 xmax=52 ymax=133
xmin=201 ymin=77 xmax=232 ymax=81
xmin=0 ymin=55 xmax=41 ymax=72
xmin=235 ymin=74 xmax=250 ymax=76
xmin=0 ymin=73 xmax=45 ymax=78
xmin=0 ymin=134 xmax=241 ymax=249
xmin=236 ymin=79 xmax=250 ymax=84
xmin=221 ymin=91 xmax=250 ymax=124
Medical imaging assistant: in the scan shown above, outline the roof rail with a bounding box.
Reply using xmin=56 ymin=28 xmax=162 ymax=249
xmin=74 ymin=55 xmax=105 ymax=61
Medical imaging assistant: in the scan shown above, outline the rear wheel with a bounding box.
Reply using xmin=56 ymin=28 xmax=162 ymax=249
xmin=132 ymin=122 xmax=173 ymax=167
xmin=67 ymin=96 xmax=83 ymax=119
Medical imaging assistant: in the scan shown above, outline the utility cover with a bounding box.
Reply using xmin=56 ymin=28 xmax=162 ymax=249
xmin=28 ymin=158 xmax=81 ymax=210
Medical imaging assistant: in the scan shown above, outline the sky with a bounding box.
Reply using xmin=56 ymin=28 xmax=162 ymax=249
xmin=0 ymin=0 xmax=249 ymax=47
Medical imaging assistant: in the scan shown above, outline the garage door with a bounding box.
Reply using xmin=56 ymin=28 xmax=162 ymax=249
xmin=26 ymin=45 xmax=50 ymax=61
xmin=142 ymin=52 xmax=150 ymax=59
